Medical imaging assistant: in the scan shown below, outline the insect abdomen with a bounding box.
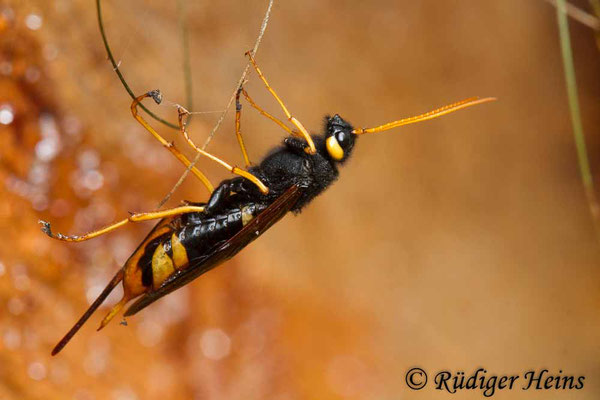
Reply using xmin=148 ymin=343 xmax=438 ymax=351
xmin=145 ymin=232 xmax=189 ymax=289
xmin=140 ymin=203 xmax=265 ymax=289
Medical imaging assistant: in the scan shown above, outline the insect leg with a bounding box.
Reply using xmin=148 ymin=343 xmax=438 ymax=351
xmin=245 ymin=51 xmax=316 ymax=154
xmin=177 ymin=107 xmax=269 ymax=195
xmin=235 ymin=88 xmax=252 ymax=167
xmin=39 ymin=205 xmax=205 ymax=242
xmin=203 ymin=176 xmax=254 ymax=214
xmin=239 ymin=87 xmax=298 ymax=137
xmin=131 ymin=91 xmax=214 ymax=193
xmin=235 ymin=87 xmax=305 ymax=166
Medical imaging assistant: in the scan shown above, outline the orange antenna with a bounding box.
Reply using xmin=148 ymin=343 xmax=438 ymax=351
xmin=352 ymin=97 xmax=496 ymax=135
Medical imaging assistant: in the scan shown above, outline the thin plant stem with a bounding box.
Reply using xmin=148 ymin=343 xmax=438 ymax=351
xmin=556 ymin=0 xmax=600 ymax=242
xmin=588 ymin=0 xmax=600 ymax=50
xmin=157 ymin=0 xmax=275 ymax=207
xmin=96 ymin=0 xmax=179 ymax=130
xmin=177 ymin=0 xmax=194 ymax=122
xmin=543 ymin=0 xmax=600 ymax=30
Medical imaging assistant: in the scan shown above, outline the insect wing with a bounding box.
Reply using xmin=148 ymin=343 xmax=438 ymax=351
xmin=124 ymin=184 xmax=301 ymax=316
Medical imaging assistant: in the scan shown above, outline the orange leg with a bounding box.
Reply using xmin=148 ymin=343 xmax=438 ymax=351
xmin=176 ymin=107 xmax=269 ymax=194
xmin=131 ymin=91 xmax=214 ymax=193
xmin=240 ymin=87 xmax=298 ymax=137
xmin=235 ymin=88 xmax=252 ymax=167
xmin=39 ymin=205 xmax=205 ymax=242
xmin=245 ymin=51 xmax=316 ymax=154
xmin=235 ymin=87 xmax=304 ymax=167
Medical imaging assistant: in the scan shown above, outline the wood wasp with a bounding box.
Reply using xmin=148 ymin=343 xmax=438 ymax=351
xmin=40 ymin=52 xmax=495 ymax=355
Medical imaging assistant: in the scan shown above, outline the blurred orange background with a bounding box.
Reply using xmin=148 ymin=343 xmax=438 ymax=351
xmin=1 ymin=0 xmax=599 ymax=399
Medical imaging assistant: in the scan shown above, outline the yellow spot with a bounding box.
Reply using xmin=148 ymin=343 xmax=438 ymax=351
xmin=241 ymin=206 xmax=254 ymax=226
xmin=152 ymin=243 xmax=175 ymax=289
xmin=326 ymin=135 xmax=344 ymax=161
xmin=171 ymin=233 xmax=189 ymax=269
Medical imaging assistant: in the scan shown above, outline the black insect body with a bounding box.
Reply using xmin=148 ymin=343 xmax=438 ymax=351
xmin=142 ymin=114 xmax=354 ymax=296
xmin=124 ymin=116 xmax=357 ymax=317
xmin=42 ymin=53 xmax=494 ymax=355
xmin=136 ymin=119 xmax=355 ymax=295
xmin=209 ymin=114 xmax=355 ymax=215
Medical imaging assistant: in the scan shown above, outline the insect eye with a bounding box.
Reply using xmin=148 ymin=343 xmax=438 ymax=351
xmin=336 ymin=131 xmax=347 ymax=146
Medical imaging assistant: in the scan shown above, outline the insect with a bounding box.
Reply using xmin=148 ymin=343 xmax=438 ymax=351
xmin=41 ymin=52 xmax=494 ymax=355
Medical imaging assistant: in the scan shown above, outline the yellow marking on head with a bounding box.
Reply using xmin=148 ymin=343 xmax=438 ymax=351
xmin=326 ymin=135 xmax=344 ymax=161
xmin=241 ymin=206 xmax=254 ymax=226
xmin=152 ymin=243 xmax=175 ymax=289
xmin=171 ymin=233 xmax=189 ymax=269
